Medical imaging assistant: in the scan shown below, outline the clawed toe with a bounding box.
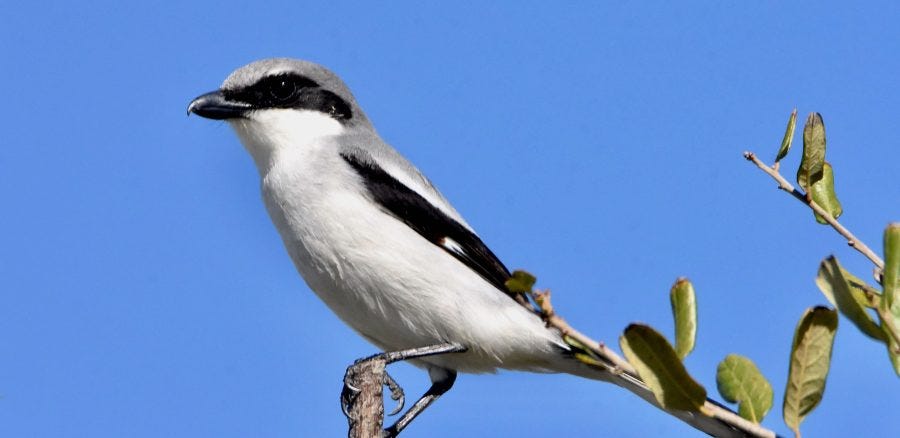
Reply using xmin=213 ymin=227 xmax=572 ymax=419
xmin=383 ymin=371 xmax=405 ymax=416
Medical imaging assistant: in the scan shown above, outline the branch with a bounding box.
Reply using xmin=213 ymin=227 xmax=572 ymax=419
xmin=343 ymin=290 xmax=780 ymax=436
xmin=342 ymin=296 xmax=776 ymax=437
xmin=532 ymin=290 xmax=778 ymax=438
xmin=343 ymin=358 xmax=385 ymax=438
xmin=743 ymin=151 xmax=885 ymax=272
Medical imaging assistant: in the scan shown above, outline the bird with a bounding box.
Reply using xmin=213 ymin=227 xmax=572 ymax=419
xmin=188 ymin=58 xmax=739 ymax=437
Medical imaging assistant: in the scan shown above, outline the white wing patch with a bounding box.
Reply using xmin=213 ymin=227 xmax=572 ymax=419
xmin=440 ymin=237 xmax=466 ymax=257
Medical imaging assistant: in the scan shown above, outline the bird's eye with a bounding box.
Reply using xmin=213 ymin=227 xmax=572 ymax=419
xmin=267 ymin=77 xmax=297 ymax=101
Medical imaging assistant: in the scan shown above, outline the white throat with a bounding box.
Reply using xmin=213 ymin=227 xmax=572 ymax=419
xmin=229 ymin=109 xmax=346 ymax=175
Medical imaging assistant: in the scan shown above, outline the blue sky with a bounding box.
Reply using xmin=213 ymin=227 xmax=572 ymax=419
xmin=3 ymin=2 xmax=899 ymax=437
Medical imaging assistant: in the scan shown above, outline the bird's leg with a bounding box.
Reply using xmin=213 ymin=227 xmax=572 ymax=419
xmin=340 ymin=343 xmax=467 ymax=436
xmin=382 ymin=368 xmax=457 ymax=438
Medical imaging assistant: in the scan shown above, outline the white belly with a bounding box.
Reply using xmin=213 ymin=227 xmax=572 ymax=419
xmin=259 ymin=150 xmax=563 ymax=374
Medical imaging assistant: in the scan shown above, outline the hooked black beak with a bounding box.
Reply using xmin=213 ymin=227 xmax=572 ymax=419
xmin=187 ymin=90 xmax=251 ymax=120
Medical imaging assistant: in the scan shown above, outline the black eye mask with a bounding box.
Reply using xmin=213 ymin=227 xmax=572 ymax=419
xmin=224 ymin=73 xmax=353 ymax=121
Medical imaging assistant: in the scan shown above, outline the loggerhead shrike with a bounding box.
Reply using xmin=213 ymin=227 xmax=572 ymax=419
xmin=188 ymin=59 xmax=736 ymax=436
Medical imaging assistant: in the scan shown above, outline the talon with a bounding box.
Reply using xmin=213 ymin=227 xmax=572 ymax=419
xmin=340 ymin=392 xmax=353 ymax=417
xmin=383 ymin=371 xmax=405 ymax=416
xmin=340 ymin=380 xmax=361 ymax=418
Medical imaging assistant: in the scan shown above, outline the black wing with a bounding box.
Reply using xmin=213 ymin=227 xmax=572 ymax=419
xmin=341 ymin=151 xmax=513 ymax=296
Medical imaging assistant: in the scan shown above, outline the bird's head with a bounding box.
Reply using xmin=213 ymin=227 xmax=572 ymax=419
xmin=188 ymin=58 xmax=372 ymax=171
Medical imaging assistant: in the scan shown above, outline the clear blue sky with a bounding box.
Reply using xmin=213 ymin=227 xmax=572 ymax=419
xmin=3 ymin=2 xmax=899 ymax=437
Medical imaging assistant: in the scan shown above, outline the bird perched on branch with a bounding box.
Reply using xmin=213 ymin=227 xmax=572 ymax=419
xmin=188 ymin=58 xmax=734 ymax=436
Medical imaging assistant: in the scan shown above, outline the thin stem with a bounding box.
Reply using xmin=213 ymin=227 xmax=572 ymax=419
xmin=743 ymin=151 xmax=885 ymax=270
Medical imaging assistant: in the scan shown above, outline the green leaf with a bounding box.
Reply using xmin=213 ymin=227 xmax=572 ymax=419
xmin=815 ymin=256 xmax=884 ymax=341
xmin=882 ymin=224 xmax=900 ymax=375
xmin=563 ymin=334 xmax=607 ymax=369
xmin=775 ymin=109 xmax=798 ymax=162
xmin=505 ymin=270 xmax=536 ymax=294
xmin=716 ymin=354 xmax=774 ymax=423
xmin=783 ymin=306 xmax=837 ymax=437
xmin=883 ymin=224 xmax=900 ymax=322
xmin=669 ymin=278 xmax=697 ymax=359
xmin=886 ymin=344 xmax=900 ymax=377
xmin=619 ymin=324 xmax=706 ymax=411
xmin=796 ymin=112 xmax=826 ymax=191
xmin=840 ymin=266 xmax=881 ymax=309
xmin=809 ymin=162 xmax=842 ymax=224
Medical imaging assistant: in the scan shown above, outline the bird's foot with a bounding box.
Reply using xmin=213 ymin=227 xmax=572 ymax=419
xmin=340 ymin=356 xmax=404 ymax=418
xmin=341 ymin=343 xmax=468 ymax=436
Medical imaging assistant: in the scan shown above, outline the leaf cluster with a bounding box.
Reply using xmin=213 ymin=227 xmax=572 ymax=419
xmin=498 ymin=110 xmax=897 ymax=438
xmin=587 ymin=111 xmax=896 ymax=437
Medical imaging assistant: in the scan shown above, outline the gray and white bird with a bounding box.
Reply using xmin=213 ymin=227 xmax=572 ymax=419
xmin=188 ymin=58 xmax=737 ymax=436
